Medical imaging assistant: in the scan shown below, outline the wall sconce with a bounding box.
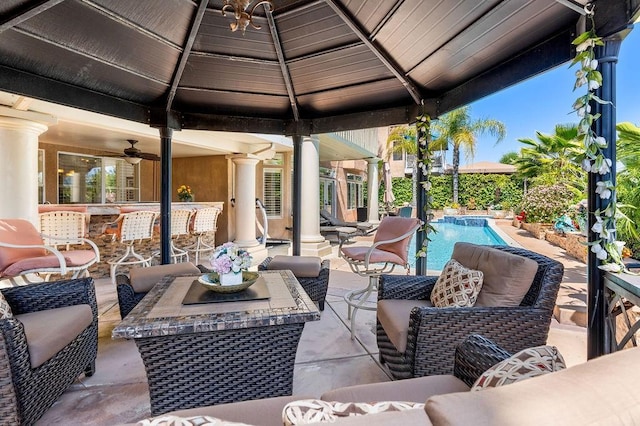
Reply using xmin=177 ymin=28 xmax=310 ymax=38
xmin=124 ymin=156 xmax=142 ymax=165
xmin=221 ymin=0 xmax=274 ymax=33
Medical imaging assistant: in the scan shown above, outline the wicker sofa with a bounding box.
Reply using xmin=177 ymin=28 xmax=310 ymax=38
xmin=0 ymin=277 xmax=98 ymax=425
xmin=137 ymin=336 xmax=640 ymax=425
xmin=377 ymin=243 xmax=564 ymax=379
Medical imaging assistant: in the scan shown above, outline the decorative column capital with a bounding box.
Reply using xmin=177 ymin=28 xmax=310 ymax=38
xmin=0 ymin=116 xmax=49 ymax=136
xmin=227 ymin=154 xmax=260 ymax=165
xmin=366 ymin=157 xmax=381 ymax=164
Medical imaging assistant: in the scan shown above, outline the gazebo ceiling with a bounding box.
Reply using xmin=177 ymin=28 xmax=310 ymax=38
xmin=0 ymin=0 xmax=637 ymax=135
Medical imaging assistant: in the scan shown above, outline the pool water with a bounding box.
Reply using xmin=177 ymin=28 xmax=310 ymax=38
xmin=407 ymin=218 xmax=507 ymax=270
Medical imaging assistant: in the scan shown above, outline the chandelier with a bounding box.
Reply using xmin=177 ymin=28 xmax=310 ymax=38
xmin=222 ymin=0 xmax=275 ymax=33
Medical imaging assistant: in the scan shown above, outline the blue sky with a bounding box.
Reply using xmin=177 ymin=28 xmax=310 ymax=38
xmin=455 ymin=26 xmax=640 ymax=165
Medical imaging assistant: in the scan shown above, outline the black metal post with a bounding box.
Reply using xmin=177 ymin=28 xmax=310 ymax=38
xmin=415 ymin=120 xmax=428 ymax=275
xmin=292 ymin=134 xmax=302 ymax=256
xmin=159 ymin=127 xmax=173 ymax=264
xmin=587 ymin=39 xmax=620 ymax=359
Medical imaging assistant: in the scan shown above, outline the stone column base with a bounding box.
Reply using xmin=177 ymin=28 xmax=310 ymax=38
xmin=300 ymin=240 xmax=332 ymax=258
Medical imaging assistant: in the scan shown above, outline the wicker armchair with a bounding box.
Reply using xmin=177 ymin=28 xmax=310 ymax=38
xmin=258 ymin=256 xmax=330 ymax=311
xmin=116 ymin=262 xmax=201 ymax=319
xmin=377 ymin=245 xmax=564 ymax=380
xmin=0 ymin=278 xmax=98 ymax=425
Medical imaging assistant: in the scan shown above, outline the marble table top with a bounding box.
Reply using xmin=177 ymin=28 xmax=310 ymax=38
xmin=112 ymin=270 xmax=320 ymax=339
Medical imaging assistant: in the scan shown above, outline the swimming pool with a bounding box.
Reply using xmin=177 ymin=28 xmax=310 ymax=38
xmin=407 ymin=217 xmax=508 ymax=271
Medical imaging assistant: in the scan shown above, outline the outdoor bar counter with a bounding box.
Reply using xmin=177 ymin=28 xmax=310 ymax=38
xmin=39 ymin=202 xmax=224 ymax=278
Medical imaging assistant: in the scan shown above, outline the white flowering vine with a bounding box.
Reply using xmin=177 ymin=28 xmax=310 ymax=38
xmin=415 ymin=114 xmax=436 ymax=258
xmin=571 ymin=5 xmax=626 ymax=272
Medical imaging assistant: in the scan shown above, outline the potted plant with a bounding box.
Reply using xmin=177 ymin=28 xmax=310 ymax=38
xmin=177 ymin=185 xmax=194 ymax=202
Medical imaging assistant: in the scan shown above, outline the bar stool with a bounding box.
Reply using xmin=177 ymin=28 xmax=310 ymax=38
xmin=169 ymin=209 xmax=194 ymax=263
xmin=185 ymin=207 xmax=221 ymax=265
xmin=106 ymin=210 xmax=158 ymax=285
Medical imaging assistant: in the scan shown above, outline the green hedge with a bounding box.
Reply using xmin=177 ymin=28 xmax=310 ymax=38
xmin=380 ymin=174 xmax=524 ymax=210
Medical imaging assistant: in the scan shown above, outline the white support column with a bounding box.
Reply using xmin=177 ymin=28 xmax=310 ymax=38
xmin=300 ymin=136 xmax=331 ymax=257
xmin=229 ymin=155 xmax=268 ymax=265
xmin=366 ymin=158 xmax=381 ymax=224
xmin=0 ymin=116 xmax=50 ymax=225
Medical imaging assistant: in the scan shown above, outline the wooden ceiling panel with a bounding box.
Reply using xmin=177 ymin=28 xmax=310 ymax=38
xmin=289 ymin=44 xmax=393 ymax=95
xmin=410 ymin=0 xmax=573 ymax=91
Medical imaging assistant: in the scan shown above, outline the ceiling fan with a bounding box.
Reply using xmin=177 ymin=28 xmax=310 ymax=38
xmin=108 ymin=139 xmax=160 ymax=164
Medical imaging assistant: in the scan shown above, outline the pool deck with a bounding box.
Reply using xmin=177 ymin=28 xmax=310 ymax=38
xmin=35 ymin=218 xmax=588 ymax=425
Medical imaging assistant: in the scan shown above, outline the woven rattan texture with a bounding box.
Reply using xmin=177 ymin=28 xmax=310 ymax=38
xmin=115 ymin=274 xmax=146 ymax=319
xmin=453 ymin=334 xmax=512 ymax=387
xmin=377 ymin=246 xmax=564 ymax=379
xmin=137 ymin=323 xmax=304 ymax=415
xmin=0 ymin=331 xmax=19 ymax=425
xmin=0 ymin=278 xmax=98 ymax=425
xmin=259 ymin=257 xmax=330 ymax=311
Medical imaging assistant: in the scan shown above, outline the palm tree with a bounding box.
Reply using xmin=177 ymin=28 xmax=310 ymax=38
xmin=614 ymin=122 xmax=640 ymax=245
xmin=386 ymin=125 xmax=417 ymax=206
xmin=431 ymin=106 xmax=506 ymax=203
xmin=513 ymin=124 xmax=584 ymax=192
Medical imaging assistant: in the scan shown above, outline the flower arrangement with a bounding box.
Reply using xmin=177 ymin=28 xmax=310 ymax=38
xmin=177 ymin=185 xmax=194 ymax=202
xmin=209 ymin=242 xmax=252 ymax=275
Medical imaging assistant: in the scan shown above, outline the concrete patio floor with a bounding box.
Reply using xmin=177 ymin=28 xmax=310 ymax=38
xmin=35 ymin=219 xmax=588 ymax=425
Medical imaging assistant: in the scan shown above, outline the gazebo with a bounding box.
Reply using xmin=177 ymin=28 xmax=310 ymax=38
xmin=0 ymin=0 xmax=639 ymax=358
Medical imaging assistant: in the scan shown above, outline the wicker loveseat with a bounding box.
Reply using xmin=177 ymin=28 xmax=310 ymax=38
xmin=377 ymin=244 xmax=564 ymax=379
xmin=0 ymin=277 xmax=98 ymax=425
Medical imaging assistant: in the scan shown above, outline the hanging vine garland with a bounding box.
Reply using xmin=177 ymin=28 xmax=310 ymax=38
xmin=415 ymin=113 xmax=436 ymax=258
xmin=571 ymin=4 xmax=626 ymax=272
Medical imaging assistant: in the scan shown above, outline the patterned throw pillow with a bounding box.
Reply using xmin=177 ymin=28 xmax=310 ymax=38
xmin=282 ymin=399 xmax=425 ymax=425
xmin=471 ymin=345 xmax=566 ymax=391
xmin=0 ymin=292 xmax=12 ymax=319
xmin=430 ymin=259 xmax=484 ymax=307
xmin=137 ymin=415 xmax=252 ymax=426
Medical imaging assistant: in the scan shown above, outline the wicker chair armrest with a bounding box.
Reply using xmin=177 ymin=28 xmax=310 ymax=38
xmin=115 ymin=274 xmax=132 ymax=286
xmin=0 ymin=277 xmax=97 ymax=316
xmin=197 ymin=264 xmax=212 ymax=273
xmin=407 ymin=305 xmax=552 ymax=376
xmin=453 ymin=334 xmax=512 ymax=386
xmin=258 ymin=257 xmax=273 ymax=271
xmin=378 ymin=274 xmax=437 ymax=300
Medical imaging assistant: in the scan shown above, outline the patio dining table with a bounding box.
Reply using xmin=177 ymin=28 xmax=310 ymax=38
xmin=112 ymin=270 xmax=320 ymax=415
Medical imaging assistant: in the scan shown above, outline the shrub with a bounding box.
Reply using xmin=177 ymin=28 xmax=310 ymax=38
xmin=520 ymin=184 xmax=576 ymax=223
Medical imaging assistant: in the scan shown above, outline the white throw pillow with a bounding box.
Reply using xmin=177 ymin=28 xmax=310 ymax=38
xmin=430 ymin=259 xmax=484 ymax=307
xmin=282 ymin=399 xmax=424 ymax=425
xmin=0 ymin=292 xmax=12 ymax=319
xmin=471 ymin=345 xmax=566 ymax=391
xmin=137 ymin=415 xmax=252 ymax=426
